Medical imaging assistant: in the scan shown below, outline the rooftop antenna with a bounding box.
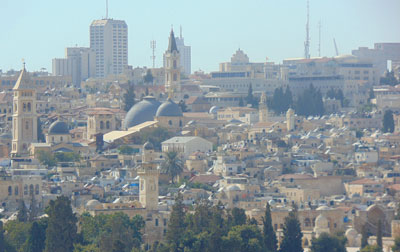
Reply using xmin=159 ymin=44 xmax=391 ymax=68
xmin=304 ymin=0 xmax=310 ymax=59
xmin=180 ymin=25 xmax=182 ymax=39
xmin=150 ymin=40 xmax=156 ymax=68
xmin=106 ymin=0 xmax=108 ymax=19
xmin=333 ymin=38 xmax=339 ymax=56
xmin=22 ymin=58 xmax=26 ymax=69
xmin=318 ymin=20 xmax=321 ymax=57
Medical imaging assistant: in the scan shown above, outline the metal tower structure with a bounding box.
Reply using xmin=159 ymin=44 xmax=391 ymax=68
xmin=106 ymin=0 xmax=108 ymax=19
xmin=150 ymin=40 xmax=156 ymax=68
xmin=318 ymin=20 xmax=321 ymax=57
xmin=304 ymin=0 xmax=310 ymax=59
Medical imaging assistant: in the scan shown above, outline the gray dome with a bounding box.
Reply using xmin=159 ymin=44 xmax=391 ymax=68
xmin=48 ymin=120 xmax=69 ymax=135
xmin=143 ymin=141 xmax=154 ymax=150
xmin=155 ymin=98 xmax=183 ymax=117
xmin=124 ymin=96 xmax=161 ymax=129
xmin=209 ymin=106 xmax=219 ymax=114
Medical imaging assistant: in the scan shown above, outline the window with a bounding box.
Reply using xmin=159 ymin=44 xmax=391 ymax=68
xmin=27 ymin=103 xmax=31 ymax=112
xmin=23 ymin=103 xmax=26 ymax=112
xmin=155 ymin=219 xmax=159 ymax=226
xmin=106 ymin=121 xmax=110 ymax=129
xmin=35 ymin=184 xmax=39 ymax=195
xmin=168 ymin=120 xmax=172 ymax=125
xmin=25 ymin=121 xmax=29 ymax=130
xmin=24 ymin=185 xmax=28 ymax=195
xmin=15 ymin=186 xmax=18 ymax=195
xmin=8 ymin=186 xmax=12 ymax=196
xmin=29 ymin=184 xmax=34 ymax=196
xmin=100 ymin=121 xmax=104 ymax=129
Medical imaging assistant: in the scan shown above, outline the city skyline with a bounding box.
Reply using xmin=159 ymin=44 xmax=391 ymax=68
xmin=1 ymin=0 xmax=400 ymax=73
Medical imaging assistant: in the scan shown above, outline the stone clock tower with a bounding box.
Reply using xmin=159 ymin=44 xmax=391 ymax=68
xmin=164 ymin=29 xmax=181 ymax=99
xmin=11 ymin=65 xmax=38 ymax=157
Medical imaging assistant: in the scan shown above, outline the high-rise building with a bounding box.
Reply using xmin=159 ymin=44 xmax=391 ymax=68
xmin=52 ymin=47 xmax=95 ymax=86
xmin=11 ymin=66 xmax=38 ymax=156
xmin=90 ymin=19 xmax=128 ymax=78
xmin=164 ymin=27 xmax=191 ymax=76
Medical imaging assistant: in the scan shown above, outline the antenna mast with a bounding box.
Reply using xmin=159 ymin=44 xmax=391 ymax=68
xmin=106 ymin=0 xmax=108 ymax=19
xmin=304 ymin=0 xmax=310 ymax=59
xmin=150 ymin=40 xmax=156 ymax=68
xmin=318 ymin=20 xmax=321 ymax=57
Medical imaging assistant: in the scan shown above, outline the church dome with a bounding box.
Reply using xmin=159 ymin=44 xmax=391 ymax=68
xmin=143 ymin=141 xmax=154 ymax=150
xmin=155 ymin=98 xmax=183 ymax=117
xmin=48 ymin=120 xmax=69 ymax=135
xmin=315 ymin=214 xmax=329 ymax=228
xmin=86 ymin=199 xmax=101 ymax=210
xmin=124 ymin=96 xmax=161 ymax=129
xmin=209 ymin=106 xmax=219 ymax=114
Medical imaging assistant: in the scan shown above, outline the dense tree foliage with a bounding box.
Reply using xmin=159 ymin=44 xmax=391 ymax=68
xmin=263 ymin=203 xmax=277 ymax=252
xmin=380 ymin=70 xmax=399 ymax=86
xmin=295 ymin=84 xmax=324 ymax=117
xmin=326 ymin=87 xmax=344 ymax=106
xmin=22 ymin=221 xmax=47 ymax=252
xmin=123 ymin=81 xmax=136 ymax=112
xmin=37 ymin=151 xmax=81 ymax=167
xmin=310 ymin=232 xmax=347 ymax=252
xmin=392 ymin=237 xmax=400 ymax=252
xmin=133 ymin=127 xmax=173 ymax=151
xmin=383 ymin=110 xmax=395 ymax=133
xmin=246 ymin=84 xmax=258 ymax=108
xmin=143 ymin=70 xmax=154 ymax=84
xmin=361 ymin=245 xmax=382 ymax=252
xmin=44 ymin=196 xmax=77 ymax=252
xmin=279 ymin=205 xmax=303 ymax=252
xmin=268 ymin=87 xmax=293 ymax=115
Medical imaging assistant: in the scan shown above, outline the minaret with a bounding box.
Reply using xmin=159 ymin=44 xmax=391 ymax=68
xmin=164 ymin=29 xmax=181 ymax=99
xmin=286 ymin=108 xmax=295 ymax=131
xmin=138 ymin=142 xmax=159 ymax=211
xmin=259 ymin=92 xmax=268 ymax=123
xmin=11 ymin=65 xmax=38 ymax=156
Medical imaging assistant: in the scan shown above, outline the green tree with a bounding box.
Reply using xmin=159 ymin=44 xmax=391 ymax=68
xmin=144 ymin=70 xmax=154 ymax=84
xmin=361 ymin=224 xmax=369 ymax=249
xmin=262 ymin=203 xmax=277 ymax=252
xmin=28 ymin=193 xmax=38 ymax=222
xmin=383 ymin=110 xmax=395 ymax=133
xmin=0 ymin=221 xmax=6 ymax=252
xmin=361 ymin=245 xmax=382 ymax=252
xmin=137 ymin=127 xmax=173 ymax=151
xmin=230 ymin=208 xmax=246 ymax=227
xmin=221 ymin=225 xmax=264 ymax=252
xmin=36 ymin=151 xmax=57 ymax=167
xmin=123 ymin=81 xmax=135 ymax=112
xmin=23 ymin=221 xmax=46 ymax=252
xmin=166 ymin=194 xmax=186 ymax=251
xmin=238 ymin=97 xmax=244 ymax=107
xmin=118 ymin=145 xmax=135 ymax=155
xmin=392 ymin=237 xmax=400 ymax=252
xmin=295 ymin=84 xmax=324 ymax=117
xmin=310 ymin=232 xmax=347 ymax=252
xmin=162 ymin=151 xmax=183 ymax=184
xmin=4 ymin=220 xmax=32 ymax=251
xmin=17 ymin=199 xmax=28 ymax=222
xmin=376 ymin=220 xmax=382 ymax=250
xmin=45 ymin=196 xmax=77 ymax=252
xmin=246 ymin=83 xmax=258 ymax=108
xmin=279 ymin=206 xmax=303 ymax=252
xmin=37 ymin=118 xmax=45 ymax=143
xmin=380 ymin=71 xmax=398 ymax=86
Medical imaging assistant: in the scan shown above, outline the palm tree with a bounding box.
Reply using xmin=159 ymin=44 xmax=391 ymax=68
xmin=162 ymin=151 xmax=183 ymax=183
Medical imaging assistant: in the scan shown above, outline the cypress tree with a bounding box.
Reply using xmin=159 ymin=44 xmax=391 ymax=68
xmin=377 ymin=220 xmax=382 ymax=249
xmin=17 ymin=199 xmax=28 ymax=222
xmin=0 ymin=221 xmax=5 ymax=252
xmin=279 ymin=206 xmax=303 ymax=252
xmin=123 ymin=81 xmax=135 ymax=112
xmin=263 ymin=203 xmax=277 ymax=252
xmin=361 ymin=224 xmax=369 ymax=249
xmin=166 ymin=193 xmax=186 ymax=251
xmin=44 ymin=196 xmax=77 ymax=252
xmin=24 ymin=222 xmax=46 ymax=252
xmin=383 ymin=110 xmax=395 ymax=133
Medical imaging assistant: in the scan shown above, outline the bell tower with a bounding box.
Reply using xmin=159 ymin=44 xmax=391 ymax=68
xmin=11 ymin=65 xmax=38 ymax=156
xmin=164 ymin=29 xmax=181 ymax=99
xmin=259 ymin=92 xmax=268 ymax=123
xmin=138 ymin=142 xmax=160 ymax=211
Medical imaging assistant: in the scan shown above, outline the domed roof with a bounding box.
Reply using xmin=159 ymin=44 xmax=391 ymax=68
xmin=124 ymin=96 xmax=161 ymax=129
xmin=315 ymin=214 xmax=328 ymax=228
xmin=225 ymin=185 xmax=241 ymax=191
xmin=345 ymin=228 xmax=358 ymax=238
xmin=155 ymin=98 xmax=183 ymax=117
xmin=86 ymin=199 xmax=101 ymax=210
xmin=143 ymin=141 xmax=154 ymax=150
xmin=48 ymin=120 xmax=69 ymax=135
xmin=209 ymin=106 xmax=219 ymax=114
xmin=316 ymin=205 xmax=331 ymax=211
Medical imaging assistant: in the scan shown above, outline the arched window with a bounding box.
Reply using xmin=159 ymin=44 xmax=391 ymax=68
xmin=35 ymin=184 xmax=39 ymax=195
xmin=15 ymin=186 xmax=19 ymax=195
xmin=304 ymin=218 xmax=311 ymax=227
xmin=168 ymin=120 xmax=172 ymax=126
xmin=24 ymin=185 xmax=28 ymax=195
xmin=8 ymin=186 xmax=12 ymax=196
xmin=106 ymin=121 xmax=110 ymax=129
xmin=100 ymin=121 xmax=104 ymax=129
xmin=27 ymin=103 xmax=31 ymax=112
xmin=179 ymin=120 xmax=182 ymax=127
xmin=23 ymin=103 xmax=26 ymax=112
xmin=25 ymin=121 xmax=29 ymax=130
xmin=29 ymin=184 xmax=34 ymax=195
xmin=173 ymin=60 xmax=177 ymax=69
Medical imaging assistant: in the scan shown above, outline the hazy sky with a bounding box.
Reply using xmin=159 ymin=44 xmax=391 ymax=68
xmin=1 ymin=0 xmax=400 ymax=73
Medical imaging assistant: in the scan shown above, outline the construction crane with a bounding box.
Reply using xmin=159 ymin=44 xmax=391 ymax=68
xmin=333 ymin=38 xmax=339 ymax=56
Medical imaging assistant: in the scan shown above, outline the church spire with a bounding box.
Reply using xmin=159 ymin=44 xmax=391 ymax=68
xmin=167 ymin=28 xmax=178 ymax=53
xmin=13 ymin=64 xmax=32 ymax=90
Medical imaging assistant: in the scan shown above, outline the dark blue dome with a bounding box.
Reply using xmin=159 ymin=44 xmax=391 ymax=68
xmin=155 ymin=98 xmax=183 ymax=117
xmin=124 ymin=96 xmax=161 ymax=129
xmin=48 ymin=120 xmax=69 ymax=135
